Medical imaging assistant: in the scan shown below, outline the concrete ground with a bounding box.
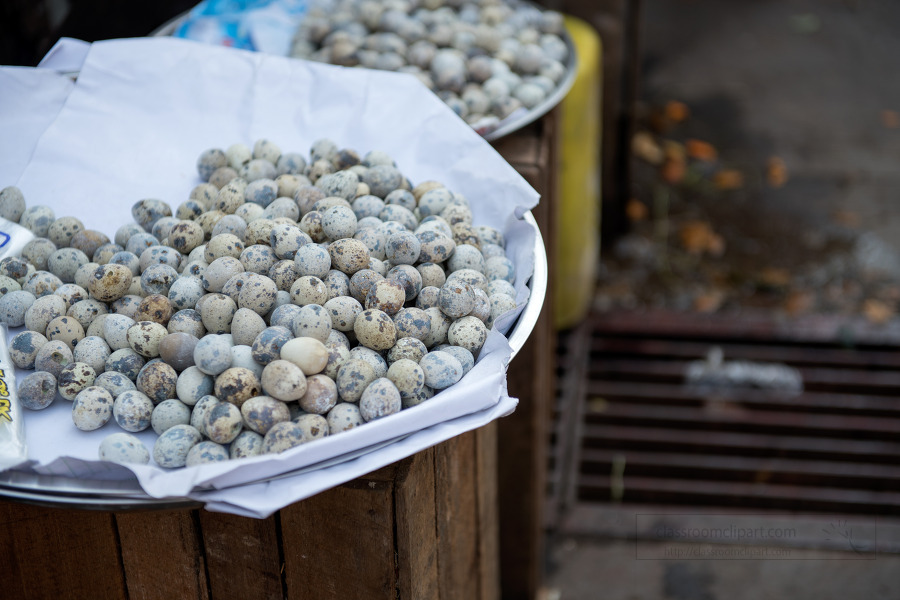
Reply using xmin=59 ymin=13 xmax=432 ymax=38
xmin=548 ymin=1 xmax=900 ymax=598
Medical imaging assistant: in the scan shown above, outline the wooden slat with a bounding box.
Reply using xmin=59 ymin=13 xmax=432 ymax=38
xmin=198 ymin=511 xmax=283 ymax=600
xmin=590 ymin=358 xmax=900 ymax=394
xmin=583 ymin=424 xmax=900 ymax=463
xmin=587 ymin=380 xmax=900 ymax=417
xmin=592 ymin=337 xmax=900 ymax=370
xmin=434 ymin=432 xmax=480 ymax=600
xmin=588 ymin=403 xmax=900 ymax=438
xmin=394 ymin=448 xmax=439 ymax=600
xmin=577 ymin=474 xmax=900 ymax=513
xmin=280 ymin=478 xmax=396 ymax=600
xmin=579 ymin=449 xmax=900 ymax=489
xmin=475 ymin=422 xmax=500 ymax=600
xmin=590 ymin=309 xmax=900 ymax=346
xmin=115 ymin=509 xmax=209 ymax=600
xmin=0 ymin=501 xmax=127 ymax=600
xmin=495 ymin=112 xmax=557 ymax=600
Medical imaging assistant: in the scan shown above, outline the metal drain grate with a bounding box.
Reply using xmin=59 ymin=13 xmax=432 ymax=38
xmin=548 ymin=310 xmax=900 ymax=528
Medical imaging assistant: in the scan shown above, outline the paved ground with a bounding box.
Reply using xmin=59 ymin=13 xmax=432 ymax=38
xmin=547 ymin=1 xmax=900 ymax=598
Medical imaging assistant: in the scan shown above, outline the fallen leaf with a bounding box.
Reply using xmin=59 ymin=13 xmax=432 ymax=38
xmin=882 ymin=109 xmax=900 ymax=129
xmin=863 ymin=299 xmax=894 ymax=324
xmin=831 ymin=209 xmax=860 ymax=228
xmin=679 ymin=221 xmax=724 ymax=256
xmin=758 ymin=267 xmax=792 ymax=289
xmin=660 ymin=157 xmax=687 ymax=184
xmin=626 ymin=198 xmax=648 ymax=221
xmin=713 ymin=169 xmax=744 ymax=190
xmin=632 ymin=131 xmax=664 ymax=165
xmin=664 ymin=100 xmax=690 ymax=123
xmin=694 ymin=290 xmax=725 ymax=313
xmin=663 ymin=140 xmax=686 ymax=161
xmin=784 ymin=290 xmax=815 ymax=315
xmin=766 ymin=156 xmax=789 ymax=188
xmin=685 ymin=139 xmax=718 ymax=161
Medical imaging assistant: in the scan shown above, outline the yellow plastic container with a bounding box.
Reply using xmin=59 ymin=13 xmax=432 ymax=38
xmin=554 ymin=16 xmax=602 ymax=330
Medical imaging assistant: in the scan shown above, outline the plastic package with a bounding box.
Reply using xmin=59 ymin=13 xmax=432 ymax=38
xmin=0 ymin=323 xmax=26 ymax=471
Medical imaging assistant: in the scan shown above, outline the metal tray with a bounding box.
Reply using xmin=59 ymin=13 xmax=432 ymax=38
xmin=0 ymin=211 xmax=547 ymax=509
xmin=149 ymin=7 xmax=577 ymax=142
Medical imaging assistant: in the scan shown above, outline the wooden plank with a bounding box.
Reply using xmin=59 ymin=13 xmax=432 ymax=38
xmin=587 ymin=381 xmax=900 ymax=417
xmin=394 ymin=448 xmax=439 ymax=600
xmin=115 ymin=509 xmax=209 ymax=600
xmin=590 ymin=309 xmax=900 ymax=346
xmin=588 ymin=403 xmax=900 ymax=439
xmin=576 ymin=474 xmax=900 ymax=514
xmin=280 ymin=478 xmax=396 ymax=600
xmin=434 ymin=432 xmax=480 ymax=600
xmin=0 ymin=501 xmax=127 ymax=600
xmin=197 ymin=510 xmax=283 ymax=600
xmin=579 ymin=449 xmax=900 ymax=489
xmin=589 ymin=357 xmax=900 ymax=394
xmin=583 ymin=424 xmax=900 ymax=463
xmin=591 ymin=337 xmax=900 ymax=370
xmin=475 ymin=422 xmax=500 ymax=600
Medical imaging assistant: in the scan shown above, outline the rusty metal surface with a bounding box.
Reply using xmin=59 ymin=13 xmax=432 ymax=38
xmin=549 ymin=309 xmax=900 ymax=527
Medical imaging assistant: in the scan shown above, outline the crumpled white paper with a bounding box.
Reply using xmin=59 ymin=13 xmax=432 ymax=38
xmin=4 ymin=36 xmax=542 ymax=517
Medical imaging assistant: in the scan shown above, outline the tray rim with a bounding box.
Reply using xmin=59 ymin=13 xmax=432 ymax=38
xmin=0 ymin=211 xmax=547 ymax=510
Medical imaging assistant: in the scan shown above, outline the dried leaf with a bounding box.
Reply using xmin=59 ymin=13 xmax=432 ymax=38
xmin=679 ymin=220 xmax=724 ymax=256
xmin=784 ymin=290 xmax=815 ymax=315
xmin=693 ymin=290 xmax=725 ymax=313
xmin=632 ymin=131 xmax=664 ymax=165
xmin=664 ymin=100 xmax=690 ymax=123
xmin=766 ymin=156 xmax=789 ymax=188
xmin=663 ymin=140 xmax=686 ymax=161
xmin=831 ymin=209 xmax=860 ymax=228
xmin=882 ymin=109 xmax=899 ymax=129
xmin=626 ymin=198 xmax=648 ymax=222
xmin=685 ymin=139 xmax=718 ymax=161
xmin=863 ymin=299 xmax=894 ymax=324
xmin=713 ymin=169 xmax=744 ymax=190
xmin=758 ymin=267 xmax=791 ymax=289
xmin=660 ymin=157 xmax=687 ymax=184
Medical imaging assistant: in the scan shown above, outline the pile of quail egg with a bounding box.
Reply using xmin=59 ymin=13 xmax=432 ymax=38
xmin=0 ymin=137 xmax=520 ymax=469
xmin=290 ymin=0 xmax=569 ymax=134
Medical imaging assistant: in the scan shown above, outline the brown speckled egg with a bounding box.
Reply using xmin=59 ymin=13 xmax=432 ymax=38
xmin=136 ymin=360 xmax=178 ymax=404
xmin=72 ymin=386 xmax=114 ymax=431
xmin=353 ymin=308 xmax=396 ymax=351
xmin=204 ymin=401 xmax=244 ymax=444
xmin=57 ymin=361 xmax=96 ymax=401
xmin=87 ymin=263 xmax=132 ymax=302
xmin=364 ymin=279 xmax=405 ymax=316
xmin=44 ymin=315 xmax=84 ymax=351
xmin=214 ymin=367 xmax=262 ymax=407
xmin=359 ymin=377 xmax=401 ymax=422
xmin=134 ymin=293 xmax=174 ymax=325
xmin=299 ymin=374 xmax=338 ymax=415
xmin=328 ymin=238 xmax=370 ymax=275
xmin=260 ymin=360 xmax=308 ymax=401
xmin=240 ymin=395 xmax=291 ymax=435
xmin=127 ymin=321 xmax=169 ymax=358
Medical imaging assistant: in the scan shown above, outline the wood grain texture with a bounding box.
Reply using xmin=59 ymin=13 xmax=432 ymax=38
xmin=434 ymin=431 xmax=480 ymax=600
xmin=115 ymin=509 xmax=209 ymax=600
xmin=476 ymin=422 xmax=501 ymax=600
xmin=0 ymin=501 xmax=127 ymax=600
xmin=394 ymin=448 xmax=440 ymax=600
xmin=493 ymin=112 xmax=558 ymax=600
xmin=280 ymin=480 xmax=396 ymax=600
xmin=198 ymin=510 xmax=283 ymax=600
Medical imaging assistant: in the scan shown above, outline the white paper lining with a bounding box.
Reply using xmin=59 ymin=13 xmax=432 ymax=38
xmin=4 ymin=37 xmax=542 ymax=516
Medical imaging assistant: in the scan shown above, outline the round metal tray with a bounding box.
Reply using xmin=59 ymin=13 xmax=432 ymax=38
xmin=149 ymin=7 xmax=577 ymax=142
xmin=0 ymin=211 xmax=547 ymax=509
